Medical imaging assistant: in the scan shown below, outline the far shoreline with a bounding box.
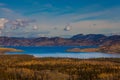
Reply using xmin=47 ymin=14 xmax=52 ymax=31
xmin=0 ymin=47 xmax=23 ymax=55
xmin=66 ymin=47 xmax=120 ymax=54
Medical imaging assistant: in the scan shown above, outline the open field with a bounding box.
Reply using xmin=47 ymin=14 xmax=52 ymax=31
xmin=0 ymin=55 xmax=119 ymax=80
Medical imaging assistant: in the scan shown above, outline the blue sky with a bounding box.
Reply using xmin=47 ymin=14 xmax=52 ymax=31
xmin=0 ymin=0 xmax=120 ymax=37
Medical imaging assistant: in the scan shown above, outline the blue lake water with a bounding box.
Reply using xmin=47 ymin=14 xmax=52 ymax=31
xmin=5 ymin=46 xmax=120 ymax=59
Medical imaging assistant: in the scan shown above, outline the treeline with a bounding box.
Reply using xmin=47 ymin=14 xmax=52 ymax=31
xmin=0 ymin=55 xmax=119 ymax=80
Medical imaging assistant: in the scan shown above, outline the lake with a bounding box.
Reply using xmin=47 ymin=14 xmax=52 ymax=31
xmin=5 ymin=46 xmax=120 ymax=59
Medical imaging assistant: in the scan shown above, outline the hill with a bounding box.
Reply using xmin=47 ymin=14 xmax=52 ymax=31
xmin=0 ymin=34 xmax=120 ymax=46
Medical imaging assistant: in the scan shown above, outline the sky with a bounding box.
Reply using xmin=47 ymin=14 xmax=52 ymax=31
xmin=0 ymin=0 xmax=120 ymax=37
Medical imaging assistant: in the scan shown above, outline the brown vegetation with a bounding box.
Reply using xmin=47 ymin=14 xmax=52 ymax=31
xmin=0 ymin=55 xmax=119 ymax=80
xmin=67 ymin=43 xmax=120 ymax=54
xmin=67 ymin=48 xmax=99 ymax=52
xmin=100 ymin=43 xmax=120 ymax=53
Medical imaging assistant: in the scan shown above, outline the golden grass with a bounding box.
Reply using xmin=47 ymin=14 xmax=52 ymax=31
xmin=0 ymin=48 xmax=23 ymax=54
xmin=0 ymin=55 xmax=119 ymax=80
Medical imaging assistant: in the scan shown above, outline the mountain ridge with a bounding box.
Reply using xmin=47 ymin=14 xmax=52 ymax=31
xmin=0 ymin=34 xmax=120 ymax=46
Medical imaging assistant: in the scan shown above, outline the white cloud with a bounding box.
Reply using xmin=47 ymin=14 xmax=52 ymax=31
xmin=11 ymin=19 xmax=36 ymax=29
xmin=0 ymin=18 xmax=9 ymax=30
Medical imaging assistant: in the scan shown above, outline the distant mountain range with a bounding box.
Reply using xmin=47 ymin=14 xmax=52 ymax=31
xmin=0 ymin=34 xmax=120 ymax=46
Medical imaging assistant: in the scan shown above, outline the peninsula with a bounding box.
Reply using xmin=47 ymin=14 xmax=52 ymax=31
xmin=0 ymin=48 xmax=23 ymax=54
